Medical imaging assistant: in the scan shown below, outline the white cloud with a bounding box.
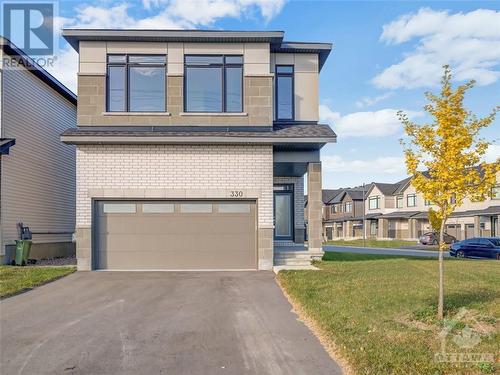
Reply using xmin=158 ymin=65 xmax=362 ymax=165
xmin=48 ymin=0 xmax=286 ymax=92
xmin=319 ymin=104 xmax=422 ymax=138
xmin=355 ymin=92 xmax=392 ymax=108
xmin=484 ymin=144 xmax=500 ymax=163
xmin=322 ymin=154 xmax=406 ymax=175
xmin=373 ymin=8 xmax=500 ymax=89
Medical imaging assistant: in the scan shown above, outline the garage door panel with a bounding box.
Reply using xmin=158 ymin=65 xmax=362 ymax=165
xmin=98 ymin=233 xmax=255 ymax=253
xmin=95 ymin=200 xmax=256 ymax=270
xmin=98 ymin=248 xmax=256 ymax=270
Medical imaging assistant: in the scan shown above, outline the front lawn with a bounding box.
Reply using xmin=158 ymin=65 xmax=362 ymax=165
xmin=324 ymin=238 xmax=433 ymax=249
xmin=0 ymin=266 xmax=75 ymax=298
xmin=278 ymin=252 xmax=499 ymax=374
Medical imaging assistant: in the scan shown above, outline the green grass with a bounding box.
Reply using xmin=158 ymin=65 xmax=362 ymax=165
xmin=278 ymin=252 xmax=499 ymax=375
xmin=0 ymin=266 xmax=75 ymax=298
xmin=324 ymin=238 xmax=438 ymax=249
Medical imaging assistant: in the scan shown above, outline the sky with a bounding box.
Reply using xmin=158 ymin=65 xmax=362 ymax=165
xmin=20 ymin=0 xmax=500 ymax=188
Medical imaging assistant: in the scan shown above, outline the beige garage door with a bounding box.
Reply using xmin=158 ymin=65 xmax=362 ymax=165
xmin=95 ymin=201 xmax=257 ymax=270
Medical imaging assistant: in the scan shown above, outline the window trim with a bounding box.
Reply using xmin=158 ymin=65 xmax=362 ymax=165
xmin=492 ymin=185 xmax=500 ymax=200
xmin=368 ymin=196 xmax=380 ymax=210
xmin=396 ymin=195 xmax=403 ymax=208
xmin=183 ymin=54 xmax=244 ymax=113
xmin=106 ymin=54 xmax=167 ymax=113
xmin=407 ymin=193 xmax=417 ymax=207
xmin=275 ymin=64 xmax=295 ymax=121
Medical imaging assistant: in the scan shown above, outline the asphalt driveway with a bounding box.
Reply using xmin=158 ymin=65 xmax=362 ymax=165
xmin=0 ymin=271 xmax=342 ymax=375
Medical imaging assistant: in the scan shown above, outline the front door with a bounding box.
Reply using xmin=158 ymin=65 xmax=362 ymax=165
xmin=274 ymin=184 xmax=294 ymax=240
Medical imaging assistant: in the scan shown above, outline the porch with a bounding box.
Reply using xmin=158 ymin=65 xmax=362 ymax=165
xmin=273 ymin=150 xmax=324 ymax=268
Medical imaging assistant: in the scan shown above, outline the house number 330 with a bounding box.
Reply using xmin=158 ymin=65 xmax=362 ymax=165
xmin=230 ymin=191 xmax=243 ymax=197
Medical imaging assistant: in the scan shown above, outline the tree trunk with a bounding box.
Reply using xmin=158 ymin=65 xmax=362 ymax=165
xmin=437 ymin=218 xmax=446 ymax=320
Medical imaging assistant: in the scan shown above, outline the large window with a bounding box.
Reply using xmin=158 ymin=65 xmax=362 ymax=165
xmin=368 ymin=196 xmax=380 ymax=210
xmin=184 ymin=55 xmax=243 ymax=112
xmin=407 ymin=194 xmax=417 ymax=207
xmin=107 ymin=55 xmax=166 ymax=112
xmin=275 ymin=65 xmax=294 ymax=120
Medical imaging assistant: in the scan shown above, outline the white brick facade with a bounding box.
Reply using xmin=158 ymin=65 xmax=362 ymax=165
xmin=76 ymin=144 xmax=274 ymax=228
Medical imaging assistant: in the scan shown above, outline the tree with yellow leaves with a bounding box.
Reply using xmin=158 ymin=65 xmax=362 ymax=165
xmin=398 ymin=66 xmax=499 ymax=320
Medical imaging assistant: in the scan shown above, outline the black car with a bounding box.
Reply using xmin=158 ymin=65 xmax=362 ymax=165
xmin=450 ymin=237 xmax=500 ymax=260
xmin=419 ymin=232 xmax=456 ymax=245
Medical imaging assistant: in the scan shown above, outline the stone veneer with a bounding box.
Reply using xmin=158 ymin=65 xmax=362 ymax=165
xmin=77 ymin=75 xmax=272 ymax=126
xmin=75 ymin=144 xmax=274 ymax=271
xmin=307 ymin=162 xmax=323 ymax=255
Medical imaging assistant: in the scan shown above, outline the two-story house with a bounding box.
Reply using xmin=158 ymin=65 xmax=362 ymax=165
xmin=322 ymin=187 xmax=368 ymax=240
xmin=321 ymin=171 xmax=500 ymax=243
xmin=60 ymin=29 xmax=336 ymax=271
xmin=1 ymin=38 xmax=76 ymax=263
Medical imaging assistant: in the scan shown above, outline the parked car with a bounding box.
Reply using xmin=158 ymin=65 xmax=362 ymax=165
xmin=419 ymin=232 xmax=456 ymax=245
xmin=450 ymin=238 xmax=500 ymax=260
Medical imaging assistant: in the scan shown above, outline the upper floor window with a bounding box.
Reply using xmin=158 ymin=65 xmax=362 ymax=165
xmin=107 ymin=54 xmax=166 ymax=112
xmin=396 ymin=195 xmax=403 ymax=208
xmin=345 ymin=202 xmax=352 ymax=213
xmin=450 ymin=194 xmax=457 ymax=204
xmin=184 ymin=55 xmax=243 ymax=113
xmin=424 ymin=199 xmax=433 ymax=206
xmin=330 ymin=205 xmax=335 ymax=215
xmin=275 ymin=65 xmax=294 ymax=121
xmin=368 ymin=196 xmax=380 ymax=210
xmin=492 ymin=185 xmax=500 ymax=200
xmin=407 ymin=194 xmax=417 ymax=207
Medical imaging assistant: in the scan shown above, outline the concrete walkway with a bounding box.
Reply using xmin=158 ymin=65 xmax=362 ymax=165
xmin=0 ymin=271 xmax=342 ymax=375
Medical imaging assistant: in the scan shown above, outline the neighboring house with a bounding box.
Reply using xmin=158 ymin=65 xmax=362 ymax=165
xmin=60 ymin=29 xmax=336 ymax=271
xmin=321 ymin=171 xmax=500 ymax=242
xmin=323 ymin=187 xmax=368 ymax=240
xmin=0 ymin=38 xmax=77 ymax=263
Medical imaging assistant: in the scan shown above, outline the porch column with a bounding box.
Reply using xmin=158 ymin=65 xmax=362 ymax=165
xmin=378 ymin=218 xmax=388 ymax=239
xmin=409 ymin=218 xmax=417 ymax=240
xmin=345 ymin=220 xmax=353 ymax=238
xmin=474 ymin=215 xmax=481 ymax=237
xmin=307 ymin=162 xmax=323 ymax=254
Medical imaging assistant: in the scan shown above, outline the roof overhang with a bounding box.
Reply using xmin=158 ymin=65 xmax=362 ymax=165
xmin=62 ymin=29 xmax=333 ymax=71
xmin=62 ymin=29 xmax=285 ymax=51
xmin=0 ymin=138 xmax=16 ymax=154
xmin=271 ymin=42 xmax=332 ymax=71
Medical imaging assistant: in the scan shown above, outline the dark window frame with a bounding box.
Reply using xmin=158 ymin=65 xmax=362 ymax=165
xmin=273 ymin=183 xmax=295 ymax=241
xmin=184 ymin=54 xmax=243 ymax=113
xmin=396 ymin=195 xmax=403 ymax=208
xmin=368 ymin=196 xmax=380 ymax=210
xmin=407 ymin=193 xmax=417 ymax=207
xmin=275 ymin=64 xmax=295 ymax=121
xmin=106 ymin=54 xmax=167 ymax=113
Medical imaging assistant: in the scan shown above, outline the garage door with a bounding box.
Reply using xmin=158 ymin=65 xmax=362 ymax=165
xmin=95 ymin=201 xmax=257 ymax=270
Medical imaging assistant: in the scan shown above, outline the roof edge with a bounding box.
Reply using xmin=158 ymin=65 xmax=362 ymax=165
xmin=1 ymin=37 xmax=77 ymax=105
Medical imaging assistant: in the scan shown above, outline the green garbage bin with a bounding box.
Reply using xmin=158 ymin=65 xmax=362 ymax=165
xmin=14 ymin=240 xmax=32 ymax=266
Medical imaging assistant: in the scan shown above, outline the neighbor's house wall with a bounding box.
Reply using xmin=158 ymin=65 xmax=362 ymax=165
xmin=0 ymin=62 xmax=76 ymax=262
xmin=77 ymin=41 xmax=273 ymax=127
xmin=274 ymin=176 xmax=305 ymax=244
xmin=75 ymin=144 xmax=274 ymax=271
xmin=271 ymin=53 xmax=319 ymax=122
